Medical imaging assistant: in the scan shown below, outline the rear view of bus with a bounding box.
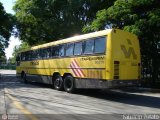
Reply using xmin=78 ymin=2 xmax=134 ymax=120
xmin=106 ymin=29 xmax=141 ymax=88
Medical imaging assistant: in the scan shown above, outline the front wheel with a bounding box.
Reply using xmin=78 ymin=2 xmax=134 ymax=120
xmin=53 ymin=75 xmax=63 ymax=90
xmin=22 ymin=73 xmax=28 ymax=84
xmin=64 ymin=75 xmax=75 ymax=93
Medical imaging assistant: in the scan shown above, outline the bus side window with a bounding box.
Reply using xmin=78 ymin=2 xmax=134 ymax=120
xmin=94 ymin=37 xmax=106 ymax=54
xmin=37 ymin=50 xmax=41 ymax=59
xmin=52 ymin=46 xmax=59 ymax=57
xmin=26 ymin=51 xmax=33 ymax=60
xmin=21 ymin=52 xmax=25 ymax=61
xmin=16 ymin=54 xmax=20 ymax=66
xmin=83 ymin=39 xmax=94 ymax=54
xmin=74 ymin=42 xmax=82 ymax=55
xmin=47 ymin=47 xmax=52 ymax=58
xmin=40 ymin=48 xmax=46 ymax=58
xmin=21 ymin=51 xmax=32 ymax=61
xmin=59 ymin=45 xmax=65 ymax=57
xmin=66 ymin=43 xmax=74 ymax=56
xmin=41 ymin=48 xmax=51 ymax=59
xmin=30 ymin=51 xmax=34 ymax=60
xmin=31 ymin=50 xmax=40 ymax=60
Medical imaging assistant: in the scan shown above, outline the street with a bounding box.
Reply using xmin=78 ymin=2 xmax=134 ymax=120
xmin=0 ymin=70 xmax=160 ymax=120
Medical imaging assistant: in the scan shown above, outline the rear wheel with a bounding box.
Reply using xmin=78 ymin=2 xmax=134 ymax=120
xmin=64 ymin=75 xmax=75 ymax=93
xmin=53 ymin=75 xmax=63 ymax=90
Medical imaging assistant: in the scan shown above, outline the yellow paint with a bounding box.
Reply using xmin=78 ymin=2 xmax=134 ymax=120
xmin=17 ymin=29 xmax=141 ymax=81
xmin=5 ymin=89 xmax=39 ymax=120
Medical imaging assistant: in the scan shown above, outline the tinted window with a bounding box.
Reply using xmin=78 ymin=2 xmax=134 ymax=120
xmin=31 ymin=50 xmax=40 ymax=60
xmin=74 ymin=42 xmax=82 ymax=55
xmin=95 ymin=37 xmax=106 ymax=53
xmin=83 ymin=39 xmax=94 ymax=54
xmin=41 ymin=49 xmax=46 ymax=58
xmin=41 ymin=48 xmax=51 ymax=58
xmin=30 ymin=51 xmax=35 ymax=60
xmin=47 ymin=48 xmax=52 ymax=58
xmin=21 ymin=52 xmax=25 ymax=61
xmin=52 ymin=46 xmax=59 ymax=57
xmin=37 ymin=50 xmax=41 ymax=59
xmin=59 ymin=45 xmax=65 ymax=56
xmin=66 ymin=43 xmax=74 ymax=56
xmin=25 ymin=51 xmax=30 ymax=61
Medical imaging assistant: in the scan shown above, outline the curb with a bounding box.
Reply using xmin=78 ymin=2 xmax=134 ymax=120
xmin=137 ymin=87 xmax=160 ymax=92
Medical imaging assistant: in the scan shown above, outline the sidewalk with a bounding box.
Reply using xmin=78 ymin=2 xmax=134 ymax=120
xmin=137 ymin=87 xmax=160 ymax=92
xmin=0 ymin=86 xmax=6 ymax=114
xmin=113 ymin=87 xmax=160 ymax=98
xmin=0 ymin=70 xmax=16 ymax=75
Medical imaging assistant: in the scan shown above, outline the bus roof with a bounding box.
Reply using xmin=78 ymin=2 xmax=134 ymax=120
xmin=21 ymin=29 xmax=114 ymax=52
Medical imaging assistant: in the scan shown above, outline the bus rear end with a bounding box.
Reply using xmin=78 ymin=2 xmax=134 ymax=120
xmin=107 ymin=29 xmax=141 ymax=88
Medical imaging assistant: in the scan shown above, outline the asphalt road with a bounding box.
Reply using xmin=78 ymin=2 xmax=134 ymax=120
xmin=0 ymin=70 xmax=160 ymax=120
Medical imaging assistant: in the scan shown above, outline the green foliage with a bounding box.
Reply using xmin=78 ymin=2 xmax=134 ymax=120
xmin=0 ymin=2 xmax=15 ymax=58
xmin=0 ymin=55 xmax=7 ymax=64
xmin=14 ymin=0 xmax=115 ymax=46
xmin=9 ymin=42 xmax=30 ymax=64
xmin=86 ymin=0 xmax=160 ymax=82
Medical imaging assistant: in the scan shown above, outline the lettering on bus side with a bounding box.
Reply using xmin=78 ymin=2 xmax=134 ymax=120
xmin=80 ymin=56 xmax=105 ymax=61
xmin=30 ymin=61 xmax=39 ymax=65
xmin=80 ymin=56 xmax=105 ymax=64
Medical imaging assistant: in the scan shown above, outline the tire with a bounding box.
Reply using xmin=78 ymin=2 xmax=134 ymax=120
xmin=53 ymin=75 xmax=63 ymax=90
xmin=22 ymin=73 xmax=28 ymax=84
xmin=64 ymin=75 xmax=75 ymax=93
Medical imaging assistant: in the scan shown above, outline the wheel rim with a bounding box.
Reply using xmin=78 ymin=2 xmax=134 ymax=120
xmin=54 ymin=78 xmax=61 ymax=88
xmin=54 ymin=76 xmax=63 ymax=89
xmin=65 ymin=79 xmax=72 ymax=89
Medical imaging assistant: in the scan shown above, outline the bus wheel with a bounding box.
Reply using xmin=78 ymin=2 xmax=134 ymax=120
xmin=53 ymin=75 xmax=63 ymax=90
xmin=22 ymin=73 xmax=28 ymax=84
xmin=64 ymin=75 xmax=75 ymax=93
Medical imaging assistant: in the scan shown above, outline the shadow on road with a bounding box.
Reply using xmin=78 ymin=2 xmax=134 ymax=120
xmin=0 ymin=74 xmax=160 ymax=109
xmin=75 ymin=89 xmax=160 ymax=109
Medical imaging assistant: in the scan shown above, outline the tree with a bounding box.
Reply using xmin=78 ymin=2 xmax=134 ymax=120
xmin=9 ymin=42 xmax=30 ymax=64
xmin=0 ymin=56 xmax=7 ymax=65
xmin=84 ymin=0 xmax=160 ymax=83
xmin=0 ymin=2 xmax=15 ymax=58
xmin=13 ymin=0 xmax=115 ymax=46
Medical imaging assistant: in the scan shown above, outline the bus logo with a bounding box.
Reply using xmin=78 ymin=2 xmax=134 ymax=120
xmin=121 ymin=39 xmax=137 ymax=60
xmin=70 ymin=59 xmax=85 ymax=77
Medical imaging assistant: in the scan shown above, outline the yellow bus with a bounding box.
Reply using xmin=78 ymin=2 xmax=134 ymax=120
xmin=16 ymin=29 xmax=141 ymax=93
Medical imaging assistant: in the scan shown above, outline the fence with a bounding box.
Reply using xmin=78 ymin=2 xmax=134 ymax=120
xmin=0 ymin=64 xmax=16 ymax=70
